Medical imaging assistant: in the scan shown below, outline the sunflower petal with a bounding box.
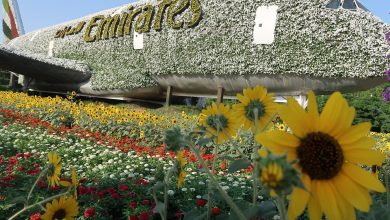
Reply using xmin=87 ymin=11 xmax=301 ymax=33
xmin=256 ymin=131 xmax=298 ymax=155
xmin=338 ymin=122 xmax=371 ymax=145
xmin=341 ymin=137 xmax=375 ymax=150
xmin=333 ymin=172 xmax=372 ymax=212
xmin=278 ymin=99 xmax=309 ymax=137
xmin=307 ymin=91 xmax=319 ymax=131
xmin=307 ymin=196 xmax=323 ymax=220
xmin=315 ymin=180 xmax=342 ymax=220
xmin=344 ymin=149 xmax=385 ymax=166
xmin=342 ymin=163 xmax=386 ymax=192
xmin=319 ymin=92 xmax=348 ymax=137
xmin=287 ymin=174 xmax=311 ymax=220
xmin=329 ymin=180 xmax=356 ymax=220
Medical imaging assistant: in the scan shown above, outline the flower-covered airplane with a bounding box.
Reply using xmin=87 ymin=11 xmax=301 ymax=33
xmin=0 ymin=0 xmax=388 ymax=100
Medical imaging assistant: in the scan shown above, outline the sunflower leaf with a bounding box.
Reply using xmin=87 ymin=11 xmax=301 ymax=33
xmin=228 ymin=159 xmax=251 ymax=173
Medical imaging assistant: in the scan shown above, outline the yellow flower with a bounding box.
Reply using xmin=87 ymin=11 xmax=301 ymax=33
xmin=260 ymin=162 xmax=284 ymax=188
xmin=177 ymin=150 xmax=187 ymax=188
xmin=256 ymin=91 xmax=386 ymax=220
xmin=71 ymin=91 xmax=77 ymax=96
xmin=233 ymin=85 xmax=278 ymax=132
xmin=199 ymin=103 xmax=239 ymax=144
xmin=47 ymin=152 xmax=62 ymax=188
xmin=41 ymin=196 xmax=79 ymax=220
xmin=278 ymin=124 xmax=286 ymax=131
xmin=61 ymin=168 xmax=78 ymax=199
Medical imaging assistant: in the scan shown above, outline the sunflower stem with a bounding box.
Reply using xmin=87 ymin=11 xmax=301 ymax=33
xmin=26 ymin=167 xmax=48 ymax=206
xmin=8 ymin=191 xmax=70 ymax=220
xmin=276 ymin=193 xmax=287 ymax=220
xmin=189 ymin=144 xmax=246 ymax=220
xmin=252 ymin=108 xmax=260 ymax=205
xmin=163 ymin=167 xmax=174 ymax=220
xmin=207 ymin=129 xmax=220 ymax=220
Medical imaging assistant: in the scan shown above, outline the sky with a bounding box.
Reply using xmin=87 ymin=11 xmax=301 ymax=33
xmin=0 ymin=0 xmax=389 ymax=43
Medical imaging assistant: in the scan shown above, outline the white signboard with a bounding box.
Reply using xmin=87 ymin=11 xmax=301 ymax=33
xmin=134 ymin=31 xmax=144 ymax=50
xmin=253 ymin=6 xmax=278 ymax=45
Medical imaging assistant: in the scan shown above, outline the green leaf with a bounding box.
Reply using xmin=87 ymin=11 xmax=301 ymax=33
xmin=153 ymin=201 xmax=165 ymax=214
xmin=9 ymin=196 xmax=26 ymax=205
xmin=228 ymin=159 xmax=251 ymax=173
xmin=196 ymin=138 xmax=212 ymax=146
xmin=184 ymin=208 xmax=207 ymax=220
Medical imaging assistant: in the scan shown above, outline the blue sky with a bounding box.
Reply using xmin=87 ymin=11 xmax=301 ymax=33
xmin=1 ymin=0 xmax=389 ymax=43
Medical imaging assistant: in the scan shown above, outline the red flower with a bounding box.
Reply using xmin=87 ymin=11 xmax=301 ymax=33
xmin=196 ymin=198 xmax=207 ymax=207
xmin=17 ymin=166 xmax=24 ymax=171
xmin=79 ymin=186 xmax=89 ymax=195
xmin=175 ymin=211 xmax=183 ymax=219
xmin=24 ymin=153 xmax=31 ymax=158
xmin=84 ymin=207 xmax=96 ymax=218
xmin=141 ymin=199 xmax=150 ymax=205
xmin=16 ymin=153 xmax=23 ymax=158
xmin=129 ymin=201 xmax=137 ymax=209
xmin=220 ymin=160 xmax=227 ymax=170
xmin=111 ymin=192 xmax=120 ymax=199
xmin=37 ymin=179 xmax=46 ymax=188
xmin=212 ymin=207 xmax=221 ymax=216
xmin=119 ymin=184 xmax=129 ymax=191
xmin=139 ymin=212 xmax=149 ymax=220
xmin=30 ymin=213 xmax=41 ymax=220
xmin=130 ymin=216 xmax=139 ymax=220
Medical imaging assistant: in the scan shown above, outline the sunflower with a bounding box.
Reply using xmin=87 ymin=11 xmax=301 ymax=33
xmin=177 ymin=150 xmax=187 ymax=188
xmin=260 ymin=162 xmax=283 ymax=188
xmin=278 ymin=124 xmax=286 ymax=131
xmin=61 ymin=168 xmax=78 ymax=199
xmin=199 ymin=103 xmax=239 ymax=144
xmin=47 ymin=152 xmax=62 ymax=188
xmin=41 ymin=196 xmax=79 ymax=220
xmin=233 ymin=85 xmax=278 ymax=132
xmin=256 ymin=91 xmax=385 ymax=220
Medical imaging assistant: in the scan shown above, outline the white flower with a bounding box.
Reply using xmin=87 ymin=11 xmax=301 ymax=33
xmin=167 ymin=190 xmax=175 ymax=196
xmin=196 ymin=195 xmax=202 ymax=199
xmin=181 ymin=188 xmax=188 ymax=192
xmin=190 ymin=188 xmax=195 ymax=192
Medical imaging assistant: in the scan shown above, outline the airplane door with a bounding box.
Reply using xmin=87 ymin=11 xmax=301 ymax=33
xmin=253 ymin=6 xmax=278 ymax=45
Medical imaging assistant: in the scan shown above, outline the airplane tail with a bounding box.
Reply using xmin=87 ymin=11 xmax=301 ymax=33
xmin=2 ymin=0 xmax=24 ymax=43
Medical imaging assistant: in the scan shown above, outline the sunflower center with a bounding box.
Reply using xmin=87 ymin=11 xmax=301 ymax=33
xmin=47 ymin=164 xmax=55 ymax=177
xmin=245 ymin=101 xmax=265 ymax=122
xmin=52 ymin=209 xmax=66 ymax=220
xmin=206 ymin=114 xmax=228 ymax=131
xmin=297 ymin=132 xmax=344 ymax=180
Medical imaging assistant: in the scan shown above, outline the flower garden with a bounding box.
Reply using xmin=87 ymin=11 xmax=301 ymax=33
xmin=0 ymin=86 xmax=389 ymax=220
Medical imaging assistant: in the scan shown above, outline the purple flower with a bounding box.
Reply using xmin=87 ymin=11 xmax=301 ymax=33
xmin=386 ymin=69 xmax=390 ymax=81
xmin=383 ymin=87 xmax=390 ymax=102
xmin=386 ymin=31 xmax=390 ymax=44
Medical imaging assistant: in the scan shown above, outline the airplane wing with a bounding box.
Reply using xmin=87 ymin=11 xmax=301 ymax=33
xmin=0 ymin=44 xmax=92 ymax=84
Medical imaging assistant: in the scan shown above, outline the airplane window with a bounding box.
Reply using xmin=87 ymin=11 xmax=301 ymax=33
xmin=343 ymin=0 xmax=357 ymax=10
xmin=325 ymin=0 xmax=370 ymax=12
xmin=325 ymin=0 xmax=341 ymax=9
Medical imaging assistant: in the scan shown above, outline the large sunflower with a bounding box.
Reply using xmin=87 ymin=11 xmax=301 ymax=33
xmin=41 ymin=196 xmax=79 ymax=220
xmin=233 ymin=85 xmax=278 ymax=132
xmin=200 ymin=103 xmax=239 ymax=144
xmin=47 ymin=152 xmax=62 ymax=188
xmin=256 ymin=91 xmax=385 ymax=220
